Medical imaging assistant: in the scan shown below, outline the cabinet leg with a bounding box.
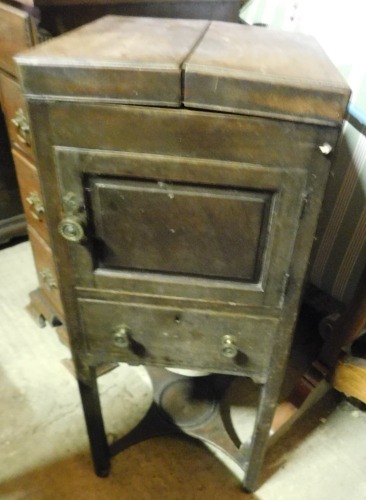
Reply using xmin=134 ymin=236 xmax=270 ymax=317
xmin=242 ymin=379 xmax=279 ymax=492
xmin=78 ymin=367 xmax=110 ymax=477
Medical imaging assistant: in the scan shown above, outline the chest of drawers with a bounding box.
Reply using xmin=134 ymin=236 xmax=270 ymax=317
xmin=16 ymin=16 xmax=350 ymax=491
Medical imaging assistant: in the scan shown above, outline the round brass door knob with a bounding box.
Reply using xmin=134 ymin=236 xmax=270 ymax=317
xmin=58 ymin=217 xmax=84 ymax=242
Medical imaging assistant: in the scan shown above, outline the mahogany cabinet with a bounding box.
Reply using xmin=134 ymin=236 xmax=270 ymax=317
xmin=16 ymin=16 xmax=350 ymax=491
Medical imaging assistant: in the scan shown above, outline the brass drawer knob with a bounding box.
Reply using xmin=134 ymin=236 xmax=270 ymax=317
xmin=221 ymin=335 xmax=238 ymax=358
xmin=319 ymin=142 xmax=332 ymax=156
xmin=113 ymin=326 xmax=130 ymax=348
xmin=11 ymin=108 xmax=31 ymax=146
xmin=26 ymin=192 xmax=44 ymax=220
xmin=58 ymin=217 xmax=85 ymax=242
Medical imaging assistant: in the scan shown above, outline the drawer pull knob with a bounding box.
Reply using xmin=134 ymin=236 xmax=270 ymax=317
xmin=58 ymin=217 xmax=85 ymax=242
xmin=113 ymin=327 xmax=130 ymax=348
xmin=319 ymin=143 xmax=332 ymax=156
xmin=11 ymin=108 xmax=31 ymax=146
xmin=221 ymin=335 xmax=238 ymax=358
xmin=26 ymin=192 xmax=44 ymax=220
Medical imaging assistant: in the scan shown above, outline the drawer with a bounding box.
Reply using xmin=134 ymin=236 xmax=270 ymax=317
xmin=12 ymin=148 xmax=48 ymax=242
xmin=0 ymin=72 xmax=34 ymax=160
xmin=0 ymin=2 xmax=35 ymax=77
xmin=78 ymin=298 xmax=278 ymax=381
xmin=28 ymin=226 xmax=63 ymax=316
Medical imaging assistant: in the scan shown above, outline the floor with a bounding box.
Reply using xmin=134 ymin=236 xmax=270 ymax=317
xmin=1 ymin=239 xmax=366 ymax=500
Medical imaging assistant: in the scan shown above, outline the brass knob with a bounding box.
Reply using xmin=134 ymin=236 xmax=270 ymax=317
xmin=319 ymin=143 xmax=332 ymax=156
xmin=221 ymin=335 xmax=238 ymax=358
xmin=58 ymin=217 xmax=84 ymax=242
xmin=11 ymin=108 xmax=31 ymax=146
xmin=26 ymin=192 xmax=44 ymax=220
xmin=113 ymin=326 xmax=130 ymax=348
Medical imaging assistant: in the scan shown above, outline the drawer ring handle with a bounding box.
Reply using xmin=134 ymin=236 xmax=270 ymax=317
xmin=58 ymin=216 xmax=85 ymax=243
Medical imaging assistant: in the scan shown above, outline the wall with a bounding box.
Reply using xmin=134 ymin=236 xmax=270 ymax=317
xmin=240 ymin=0 xmax=366 ymax=304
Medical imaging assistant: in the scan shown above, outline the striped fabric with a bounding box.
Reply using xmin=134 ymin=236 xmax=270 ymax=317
xmin=241 ymin=0 xmax=366 ymax=304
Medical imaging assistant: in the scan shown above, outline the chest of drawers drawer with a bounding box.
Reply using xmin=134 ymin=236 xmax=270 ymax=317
xmin=1 ymin=72 xmax=34 ymax=160
xmin=12 ymin=148 xmax=48 ymax=242
xmin=0 ymin=2 xmax=35 ymax=77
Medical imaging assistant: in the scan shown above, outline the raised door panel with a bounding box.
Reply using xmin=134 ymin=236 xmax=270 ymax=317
xmin=90 ymin=178 xmax=270 ymax=282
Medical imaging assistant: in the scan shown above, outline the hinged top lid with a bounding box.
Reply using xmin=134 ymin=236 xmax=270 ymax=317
xmin=183 ymin=22 xmax=350 ymax=124
xmin=16 ymin=15 xmax=350 ymax=124
xmin=16 ymin=16 xmax=209 ymax=107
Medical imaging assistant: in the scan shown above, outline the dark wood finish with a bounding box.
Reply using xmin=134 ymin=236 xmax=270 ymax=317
xmin=78 ymin=298 xmax=276 ymax=379
xmin=90 ymin=178 xmax=269 ymax=281
xmin=77 ymin=368 xmax=110 ymax=477
xmin=184 ymin=22 xmax=350 ymax=124
xmin=17 ymin=16 xmax=350 ymax=492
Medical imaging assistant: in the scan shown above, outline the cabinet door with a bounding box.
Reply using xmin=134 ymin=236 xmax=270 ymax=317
xmin=29 ymin=102 xmax=335 ymax=308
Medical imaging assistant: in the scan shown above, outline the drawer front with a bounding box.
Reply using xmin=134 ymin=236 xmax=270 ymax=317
xmin=0 ymin=3 xmax=35 ymax=76
xmin=0 ymin=73 xmax=34 ymax=160
xmin=12 ymin=148 xmax=48 ymax=242
xmin=78 ymin=298 xmax=278 ymax=381
xmin=28 ymin=226 xmax=63 ymax=316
